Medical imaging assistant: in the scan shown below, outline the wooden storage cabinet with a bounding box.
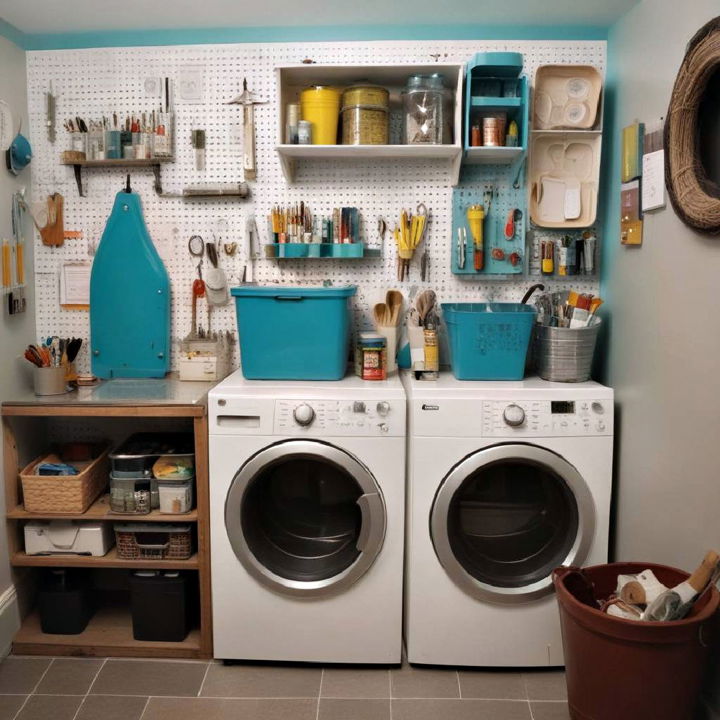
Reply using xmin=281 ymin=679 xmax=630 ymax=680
xmin=2 ymin=379 xmax=214 ymax=659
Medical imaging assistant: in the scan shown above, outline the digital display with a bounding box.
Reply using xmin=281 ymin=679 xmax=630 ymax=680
xmin=551 ymin=401 xmax=575 ymax=414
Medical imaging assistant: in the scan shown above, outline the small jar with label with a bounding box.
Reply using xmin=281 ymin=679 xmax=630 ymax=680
xmin=355 ymin=332 xmax=387 ymax=381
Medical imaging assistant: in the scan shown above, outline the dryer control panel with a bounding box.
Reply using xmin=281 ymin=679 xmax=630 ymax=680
xmin=275 ymin=399 xmax=404 ymax=437
xmin=483 ymin=399 xmax=612 ymax=436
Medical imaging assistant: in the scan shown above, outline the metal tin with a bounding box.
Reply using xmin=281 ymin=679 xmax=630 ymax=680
xmin=297 ymin=120 xmax=312 ymax=145
xmin=342 ymin=84 xmax=389 ymax=108
xmin=355 ymin=332 xmax=387 ymax=381
xmin=341 ymin=104 xmax=389 ymax=145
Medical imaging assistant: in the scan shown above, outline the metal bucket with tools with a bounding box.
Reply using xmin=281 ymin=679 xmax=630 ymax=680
xmin=533 ymin=319 xmax=601 ymax=383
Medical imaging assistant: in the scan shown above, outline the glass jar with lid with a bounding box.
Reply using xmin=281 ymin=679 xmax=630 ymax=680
xmin=402 ymin=73 xmax=453 ymax=145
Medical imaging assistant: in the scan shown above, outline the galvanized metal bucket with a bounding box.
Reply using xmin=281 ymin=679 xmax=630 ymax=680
xmin=533 ymin=319 xmax=601 ymax=383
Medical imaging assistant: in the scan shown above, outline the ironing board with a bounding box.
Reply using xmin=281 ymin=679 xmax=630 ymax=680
xmin=90 ymin=185 xmax=170 ymax=378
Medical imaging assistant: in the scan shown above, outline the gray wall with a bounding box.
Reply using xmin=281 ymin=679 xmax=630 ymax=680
xmin=602 ymin=2 xmax=720 ymax=715
xmin=0 ymin=33 xmax=34 ymax=652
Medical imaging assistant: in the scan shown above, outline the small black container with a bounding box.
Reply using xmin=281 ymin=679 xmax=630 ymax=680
xmin=38 ymin=569 xmax=94 ymax=635
xmin=130 ymin=571 xmax=193 ymax=642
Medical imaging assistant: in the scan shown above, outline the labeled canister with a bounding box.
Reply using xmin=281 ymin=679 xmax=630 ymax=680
xmin=341 ymin=85 xmax=390 ymax=145
xmin=297 ymin=120 xmax=312 ymax=145
xmin=300 ymin=86 xmax=342 ymax=145
xmin=355 ymin=332 xmax=387 ymax=381
xmin=285 ymin=103 xmax=299 ymax=144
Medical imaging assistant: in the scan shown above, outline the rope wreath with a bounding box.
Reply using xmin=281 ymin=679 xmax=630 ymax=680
xmin=665 ymin=16 xmax=720 ymax=234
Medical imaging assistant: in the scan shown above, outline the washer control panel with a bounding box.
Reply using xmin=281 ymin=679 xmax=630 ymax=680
xmin=276 ymin=399 xmax=402 ymax=436
xmin=483 ymin=399 xmax=612 ymax=436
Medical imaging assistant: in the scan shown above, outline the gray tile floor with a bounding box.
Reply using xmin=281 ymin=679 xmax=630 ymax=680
xmin=0 ymin=656 xmax=570 ymax=720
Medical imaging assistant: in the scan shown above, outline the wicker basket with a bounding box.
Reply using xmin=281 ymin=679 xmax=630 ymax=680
xmin=20 ymin=445 xmax=110 ymax=514
xmin=114 ymin=524 xmax=193 ymax=560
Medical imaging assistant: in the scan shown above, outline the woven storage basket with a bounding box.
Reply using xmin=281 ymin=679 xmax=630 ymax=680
xmin=20 ymin=445 xmax=110 ymax=513
xmin=114 ymin=524 xmax=193 ymax=560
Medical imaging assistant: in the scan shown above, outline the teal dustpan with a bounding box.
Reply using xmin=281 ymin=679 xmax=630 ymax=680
xmin=90 ymin=179 xmax=170 ymax=378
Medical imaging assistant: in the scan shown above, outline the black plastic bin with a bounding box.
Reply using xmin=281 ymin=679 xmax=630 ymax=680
xmin=130 ymin=570 xmax=193 ymax=642
xmin=39 ymin=569 xmax=94 ymax=635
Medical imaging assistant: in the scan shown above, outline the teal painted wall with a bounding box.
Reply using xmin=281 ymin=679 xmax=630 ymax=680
xmin=1 ymin=21 xmax=607 ymax=51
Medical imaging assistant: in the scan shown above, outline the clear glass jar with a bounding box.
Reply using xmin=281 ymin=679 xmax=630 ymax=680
xmin=402 ymin=73 xmax=453 ymax=145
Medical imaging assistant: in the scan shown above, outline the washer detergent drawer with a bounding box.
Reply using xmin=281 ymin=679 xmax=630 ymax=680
xmin=210 ymin=397 xmax=275 ymax=435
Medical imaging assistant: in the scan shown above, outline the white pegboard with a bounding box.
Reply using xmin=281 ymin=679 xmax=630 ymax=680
xmin=26 ymin=39 xmax=605 ymax=373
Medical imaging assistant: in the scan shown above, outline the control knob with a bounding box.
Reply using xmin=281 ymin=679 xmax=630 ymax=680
xmin=376 ymin=401 xmax=391 ymax=417
xmin=503 ymin=404 xmax=526 ymax=427
xmin=293 ymin=403 xmax=316 ymax=427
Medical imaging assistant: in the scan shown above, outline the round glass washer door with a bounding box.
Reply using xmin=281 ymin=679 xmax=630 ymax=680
xmin=431 ymin=444 xmax=595 ymax=603
xmin=225 ymin=440 xmax=386 ymax=597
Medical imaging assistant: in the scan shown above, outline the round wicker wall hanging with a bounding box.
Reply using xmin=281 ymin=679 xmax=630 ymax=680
xmin=665 ymin=16 xmax=720 ymax=234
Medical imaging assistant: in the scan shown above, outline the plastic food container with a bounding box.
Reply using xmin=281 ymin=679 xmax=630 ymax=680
xmin=158 ymin=479 xmax=194 ymax=514
xmin=109 ymin=475 xmax=154 ymax=514
xmin=442 ymin=303 xmax=536 ymax=380
xmin=110 ymin=433 xmax=194 ymax=477
xmin=232 ymin=285 xmax=357 ymax=380
xmin=153 ymin=455 xmax=195 ymax=480
xmin=300 ymin=86 xmax=342 ymax=144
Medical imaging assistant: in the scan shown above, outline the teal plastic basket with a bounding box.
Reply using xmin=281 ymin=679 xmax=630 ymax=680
xmin=232 ymin=286 xmax=356 ymax=380
xmin=442 ymin=303 xmax=537 ymax=380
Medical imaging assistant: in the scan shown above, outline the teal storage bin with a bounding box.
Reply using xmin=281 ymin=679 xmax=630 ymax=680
xmin=442 ymin=303 xmax=536 ymax=380
xmin=232 ymin=286 xmax=357 ymax=380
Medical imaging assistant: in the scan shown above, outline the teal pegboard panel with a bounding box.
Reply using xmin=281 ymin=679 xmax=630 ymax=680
xmin=451 ymin=160 xmax=526 ymax=276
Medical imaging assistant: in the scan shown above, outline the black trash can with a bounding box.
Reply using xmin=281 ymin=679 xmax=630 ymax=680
xmin=130 ymin=570 xmax=193 ymax=641
xmin=39 ymin=569 xmax=94 ymax=635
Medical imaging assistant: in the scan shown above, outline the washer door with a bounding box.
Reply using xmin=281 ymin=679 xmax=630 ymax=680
xmin=225 ymin=439 xmax=386 ymax=597
xmin=431 ymin=444 xmax=595 ymax=603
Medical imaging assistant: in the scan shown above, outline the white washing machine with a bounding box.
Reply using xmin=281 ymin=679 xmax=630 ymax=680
xmin=402 ymin=372 xmax=613 ymax=667
xmin=209 ymin=371 xmax=406 ymax=664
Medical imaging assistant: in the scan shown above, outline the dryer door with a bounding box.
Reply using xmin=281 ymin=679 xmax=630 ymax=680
xmin=225 ymin=439 xmax=386 ymax=597
xmin=431 ymin=444 xmax=595 ymax=603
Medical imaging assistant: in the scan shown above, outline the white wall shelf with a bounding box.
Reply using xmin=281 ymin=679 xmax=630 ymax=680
xmin=463 ymin=146 xmax=525 ymax=165
xmin=276 ymin=63 xmax=464 ymax=185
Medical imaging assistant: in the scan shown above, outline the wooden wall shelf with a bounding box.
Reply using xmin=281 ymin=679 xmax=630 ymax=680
xmin=14 ymin=603 xmax=202 ymax=659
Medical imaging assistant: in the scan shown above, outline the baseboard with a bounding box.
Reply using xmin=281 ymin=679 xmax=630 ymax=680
xmin=0 ymin=584 xmax=20 ymax=657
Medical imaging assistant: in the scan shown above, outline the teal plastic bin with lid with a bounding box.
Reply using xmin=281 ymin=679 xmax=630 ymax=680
xmin=232 ymin=286 xmax=356 ymax=380
xmin=442 ymin=303 xmax=536 ymax=380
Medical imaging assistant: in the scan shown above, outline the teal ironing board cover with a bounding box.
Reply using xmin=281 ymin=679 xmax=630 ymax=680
xmin=90 ymin=189 xmax=170 ymax=378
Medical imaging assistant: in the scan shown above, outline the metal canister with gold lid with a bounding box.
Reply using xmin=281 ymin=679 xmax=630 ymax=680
xmin=341 ymin=84 xmax=390 ymax=145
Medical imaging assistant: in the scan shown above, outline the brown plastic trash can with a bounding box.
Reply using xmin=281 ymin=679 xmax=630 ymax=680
xmin=554 ymin=562 xmax=720 ymax=720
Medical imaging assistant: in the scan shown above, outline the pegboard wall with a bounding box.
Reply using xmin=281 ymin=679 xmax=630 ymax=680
xmin=26 ymin=39 xmax=605 ymax=374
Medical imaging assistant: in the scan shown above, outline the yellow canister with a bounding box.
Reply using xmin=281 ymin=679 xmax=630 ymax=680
xmin=300 ymin=86 xmax=342 ymax=145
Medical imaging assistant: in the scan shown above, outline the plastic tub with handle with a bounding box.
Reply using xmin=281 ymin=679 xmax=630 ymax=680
xmin=442 ymin=303 xmax=536 ymax=380
xmin=232 ymin=285 xmax=357 ymax=380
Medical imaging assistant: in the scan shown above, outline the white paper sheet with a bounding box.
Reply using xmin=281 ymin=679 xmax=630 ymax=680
xmin=59 ymin=262 xmax=91 ymax=306
xmin=641 ymin=149 xmax=666 ymax=212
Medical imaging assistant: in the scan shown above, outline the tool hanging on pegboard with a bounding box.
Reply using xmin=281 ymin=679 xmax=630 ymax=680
xmin=227 ymin=78 xmax=267 ymax=181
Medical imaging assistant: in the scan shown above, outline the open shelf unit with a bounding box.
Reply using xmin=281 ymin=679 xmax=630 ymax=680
xmin=2 ymin=385 xmax=212 ymax=659
xmin=275 ymin=63 xmax=464 ymax=184
xmin=11 ymin=548 xmax=199 ymax=569
xmin=14 ymin=601 xmax=201 ymax=659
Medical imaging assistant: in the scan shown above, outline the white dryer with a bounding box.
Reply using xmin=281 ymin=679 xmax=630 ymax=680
xmin=402 ymin=372 xmax=613 ymax=667
xmin=209 ymin=372 xmax=406 ymax=664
